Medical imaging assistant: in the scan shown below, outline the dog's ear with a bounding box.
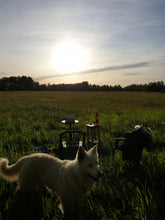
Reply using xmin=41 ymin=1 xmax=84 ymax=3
xmin=77 ymin=146 xmax=87 ymax=162
xmin=89 ymin=145 xmax=98 ymax=156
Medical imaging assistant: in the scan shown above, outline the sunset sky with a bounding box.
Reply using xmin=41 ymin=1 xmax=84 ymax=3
xmin=0 ymin=0 xmax=165 ymax=86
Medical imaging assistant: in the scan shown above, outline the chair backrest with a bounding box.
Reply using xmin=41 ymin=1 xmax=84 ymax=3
xmin=59 ymin=130 xmax=86 ymax=159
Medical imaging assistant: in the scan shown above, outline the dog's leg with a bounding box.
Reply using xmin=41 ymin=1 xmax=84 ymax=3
xmin=58 ymin=201 xmax=64 ymax=215
xmin=60 ymin=200 xmax=74 ymax=220
xmin=72 ymin=203 xmax=80 ymax=220
xmin=62 ymin=201 xmax=80 ymax=220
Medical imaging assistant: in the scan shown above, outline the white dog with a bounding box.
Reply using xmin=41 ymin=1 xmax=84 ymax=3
xmin=0 ymin=146 xmax=102 ymax=218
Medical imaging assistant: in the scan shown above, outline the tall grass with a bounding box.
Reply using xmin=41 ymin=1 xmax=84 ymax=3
xmin=0 ymin=91 xmax=165 ymax=219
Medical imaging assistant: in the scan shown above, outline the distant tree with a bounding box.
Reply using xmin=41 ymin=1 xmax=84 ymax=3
xmin=124 ymin=84 xmax=143 ymax=91
xmin=39 ymin=84 xmax=47 ymax=91
xmin=8 ymin=77 xmax=18 ymax=90
xmin=144 ymin=81 xmax=165 ymax=92
xmin=100 ymin=85 xmax=110 ymax=91
xmin=18 ymin=76 xmax=35 ymax=90
xmin=113 ymin=85 xmax=122 ymax=91
xmin=0 ymin=76 xmax=165 ymax=92
xmin=0 ymin=77 xmax=9 ymax=90
xmin=0 ymin=76 xmax=38 ymax=91
xmin=34 ymin=81 xmax=40 ymax=90
xmin=80 ymin=81 xmax=89 ymax=91
xmin=89 ymin=84 xmax=101 ymax=91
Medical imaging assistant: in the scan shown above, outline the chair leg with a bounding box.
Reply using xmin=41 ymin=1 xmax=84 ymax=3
xmin=112 ymin=146 xmax=116 ymax=158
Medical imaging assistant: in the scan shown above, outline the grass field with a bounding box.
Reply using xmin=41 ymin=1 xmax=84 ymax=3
xmin=0 ymin=91 xmax=165 ymax=220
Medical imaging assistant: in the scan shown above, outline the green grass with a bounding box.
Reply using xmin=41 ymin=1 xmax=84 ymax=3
xmin=0 ymin=91 xmax=165 ymax=219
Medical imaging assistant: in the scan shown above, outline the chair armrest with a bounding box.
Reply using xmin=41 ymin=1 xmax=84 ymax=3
xmin=62 ymin=141 xmax=83 ymax=148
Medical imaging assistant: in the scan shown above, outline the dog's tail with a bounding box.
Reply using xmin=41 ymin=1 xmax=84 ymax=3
xmin=0 ymin=158 xmax=23 ymax=182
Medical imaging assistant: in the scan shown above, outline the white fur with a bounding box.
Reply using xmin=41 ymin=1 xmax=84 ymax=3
xmin=0 ymin=146 xmax=102 ymax=217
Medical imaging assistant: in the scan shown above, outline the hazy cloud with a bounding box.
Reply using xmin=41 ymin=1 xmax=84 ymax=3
xmin=122 ymin=72 xmax=141 ymax=76
xmin=0 ymin=72 xmax=8 ymax=77
xmin=36 ymin=61 xmax=152 ymax=81
xmin=77 ymin=61 xmax=151 ymax=74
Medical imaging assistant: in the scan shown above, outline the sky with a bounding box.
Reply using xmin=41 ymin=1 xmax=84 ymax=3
xmin=0 ymin=0 xmax=165 ymax=86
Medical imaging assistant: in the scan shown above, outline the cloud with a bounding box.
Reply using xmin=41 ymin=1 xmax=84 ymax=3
xmin=0 ymin=72 xmax=8 ymax=77
xmin=35 ymin=61 xmax=152 ymax=81
xmin=122 ymin=72 xmax=141 ymax=76
xmin=77 ymin=61 xmax=151 ymax=74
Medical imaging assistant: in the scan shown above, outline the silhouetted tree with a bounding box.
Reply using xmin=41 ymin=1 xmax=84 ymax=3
xmin=0 ymin=76 xmax=38 ymax=91
xmin=124 ymin=84 xmax=143 ymax=91
xmin=0 ymin=76 xmax=165 ymax=92
xmin=144 ymin=81 xmax=165 ymax=92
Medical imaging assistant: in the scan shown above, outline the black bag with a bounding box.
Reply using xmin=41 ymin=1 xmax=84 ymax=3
xmin=113 ymin=125 xmax=153 ymax=166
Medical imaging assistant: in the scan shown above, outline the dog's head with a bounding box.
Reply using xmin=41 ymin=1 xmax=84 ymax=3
xmin=76 ymin=145 xmax=103 ymax=182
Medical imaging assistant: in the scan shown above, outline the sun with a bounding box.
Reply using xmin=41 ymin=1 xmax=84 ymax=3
xmin=52 ymin=42 xmax=88 ymax=73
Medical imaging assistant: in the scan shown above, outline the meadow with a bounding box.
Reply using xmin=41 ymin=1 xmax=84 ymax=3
xmin=0 ymin=91 xmax=165 ymax=220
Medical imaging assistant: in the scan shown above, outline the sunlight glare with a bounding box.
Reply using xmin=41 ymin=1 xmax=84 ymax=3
xmin=53 ymin=42 xmax=88 ymax=73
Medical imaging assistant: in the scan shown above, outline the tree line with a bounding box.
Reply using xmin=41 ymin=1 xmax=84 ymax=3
xmin=0 ymin=76 xmax=165 ymax=92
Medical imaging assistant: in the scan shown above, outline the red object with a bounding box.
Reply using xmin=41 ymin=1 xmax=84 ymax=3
xmin=96 ymin=112 xmax=99 ymax=125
